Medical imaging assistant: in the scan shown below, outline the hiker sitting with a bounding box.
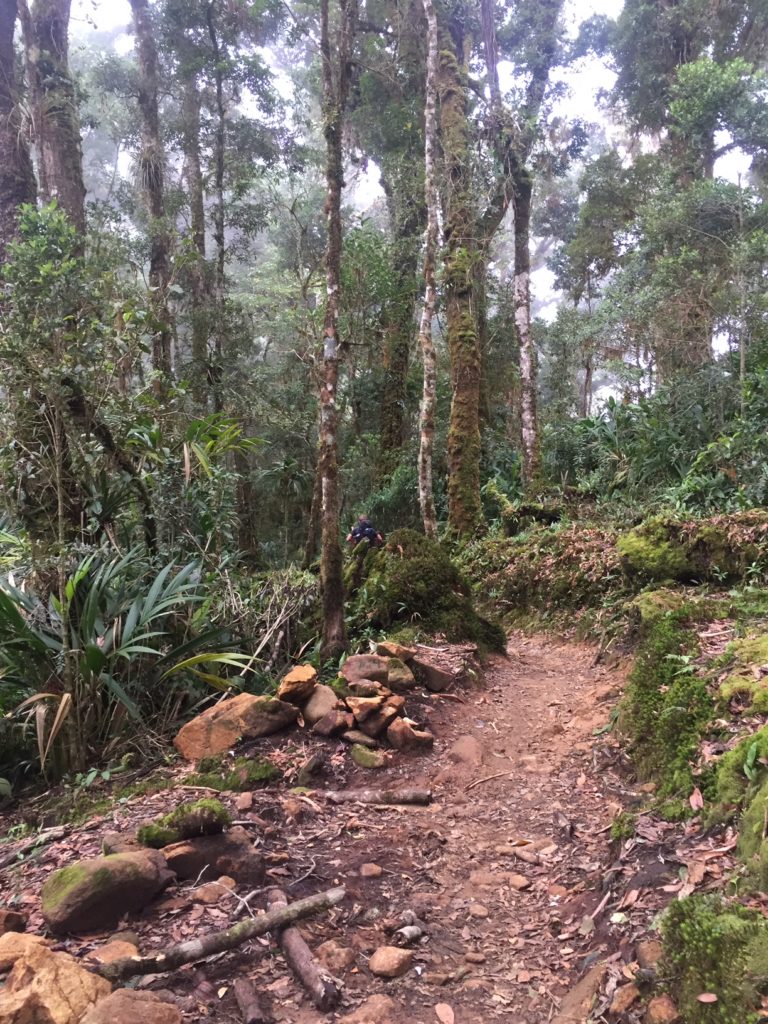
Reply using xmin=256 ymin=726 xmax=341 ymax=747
xmin=346 ymin=514 xmax=384 ymax=549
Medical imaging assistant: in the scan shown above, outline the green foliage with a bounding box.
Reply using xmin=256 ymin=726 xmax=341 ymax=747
xmin=661 ymin=895 xmax=767 ymax=1023
xmin=185 ymin=756 xmax=280 ymax=791
xmin=350 ymin=529 xmax=505 ymax=651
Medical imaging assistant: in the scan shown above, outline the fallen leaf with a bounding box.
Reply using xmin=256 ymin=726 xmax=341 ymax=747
xmin=697 ymin=993 xmax=718 ymax=1003
xmin=435 ymin=1002 xmax=455 ymax=1024
xmin=690 ymin=787 xmax=704 ymax=810
xmin=217 ymin=987 xmax=228 ymax=999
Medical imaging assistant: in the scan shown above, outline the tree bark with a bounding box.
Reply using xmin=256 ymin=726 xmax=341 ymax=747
xmin=319 ymin=0 xmax=357 ymax=658
xmin=0 ymin=0 xmax=36 ymax=265
xmin=266 ymin=889 xmax=342 ymax=1010
xmin=99 ymin=886 xmax=347 ymax=982
xmin=129 ymin=0 xmax=172 ymax=380
xmin=232 ymin=979 xmax=266 ymax=1024
xmin=205 ymin=0 xmax=227 ymax=410
xmin=513 ymin=169 xmax=540 ymax=486
xmin=417 ymin=0 xmax=439 ymax=538
xmin=21 ymin=0 xmax=85 ymax=233
xmin=181 ymin=72 xmax=209 ymax=405
xmin=440 ymin=24 xmax=482 ymax=536
xmin=324 ymin=787 xmax=432 ymax=805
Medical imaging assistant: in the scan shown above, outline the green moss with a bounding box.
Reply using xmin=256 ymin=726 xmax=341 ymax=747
xmin=737 ymin=777 xmax=768 ymax=890
xmin=617 ymin=519 xmax=692 ymax=581
xmin=657 ymin=797 xmax=694 ymax=822
xmin=712 ymin=725 xmax=768 ymax=814
xmin=350 ymin=528 xmax=504 ymax=652
xmin=629 ymin=588 xmax=688 ymax=630
xmin=350 ymin=744 xmax=385 ymax=769
xmin=718 ymin=633 xmax=768 ymax=712
xmin=661 ymin=895 xmax=767 ymax=1023
xmin=185 ymin=757 xmax=280 ymax=793
xmin=41 ymin=862 xmax=95 ymax=913
xmin=138 ymin=798 xmax=231 ymax=849
xmin=610 ymin=811 xmax=636 ymax=840
xmin=620 ymin=608 xmax=712 ymax=797
xmin=328 ymin=675 xmax=350 ymax=698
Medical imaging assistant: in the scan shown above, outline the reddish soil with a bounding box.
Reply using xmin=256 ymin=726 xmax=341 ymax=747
xmin=0 ymin=634 xmax=661 ymax=1023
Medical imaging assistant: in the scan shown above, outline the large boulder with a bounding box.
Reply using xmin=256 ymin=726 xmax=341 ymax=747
xmin=174 ymin=693 xmax=299 ymax=760
xmin=162 ymin=826 xmax=264 ymax=885
xmin=277 ymin=664 xmax=317 ymax=705
xmin=0 ymin=934 xmax=111 ymax=1023
xmin=302 ymin=683 xmax=340 ymax=726
xmin=376 ymin=641 xmax=416 ymax=662
xmin=411 ymin=655 xmax=454 ymax=693
xmin=81 ymin=990 xmax=182 ymax=1024
xmin=41 ymin=850 xmax=173 ymax=935
xmin=341 ymin=655 xmax=389 ymax=685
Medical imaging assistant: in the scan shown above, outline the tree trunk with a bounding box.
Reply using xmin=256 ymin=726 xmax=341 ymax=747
xmin=318 ymin=0 xmax=356 ymax=659
xmin=513 ymin=168 xmax=540 ymax=489
xmin=205 ymin=1 xmax=227 ymax=411
xmin=440 ymin=25 xmax=482 ymax=537
xmin=21 ymin=0 xmax=85 ymax=233
xmin=417 ymin=0 xmax=439 ymax=539
xmin=0 ymin=0 xmax=36 ymax=265
xmin=129 ymin=0 xmax=172 ymax=380
xmin=181 ymin=72 xmax=209 ymax=405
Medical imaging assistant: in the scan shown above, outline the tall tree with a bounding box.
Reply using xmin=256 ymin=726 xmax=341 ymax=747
xmin=416 ymin=0 xmax=438 ymax=538
xmin=0 ymin=0 xmax=36 ymax=264
xmin=21 ymin=0 xmax=85 ymax=232
xmin=129 ymin=0 xmax=173 ymax=380
xmin=319 ymin=0 xmax=357 ymax=656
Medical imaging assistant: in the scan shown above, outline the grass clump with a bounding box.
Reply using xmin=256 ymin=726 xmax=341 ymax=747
xmin=661 ymin=895 xmax=768 ymax=1023
xmin=137 ymin=798 xmax=231 ymax=848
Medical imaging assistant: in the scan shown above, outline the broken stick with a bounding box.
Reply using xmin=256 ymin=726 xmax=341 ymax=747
xmin=98 ymin=885 xmax=346 ymax=982
xmin=233 ymin=978 xmax=267 ymax=1023
xmin=324 ymin=788 xmax=431 ymax=806
xmin=267 ymin=888 xmax=342 ymax=1010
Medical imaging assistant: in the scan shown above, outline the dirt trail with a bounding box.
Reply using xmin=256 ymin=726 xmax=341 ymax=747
xmin=1 ymin=634 xmax=631 ymax=1024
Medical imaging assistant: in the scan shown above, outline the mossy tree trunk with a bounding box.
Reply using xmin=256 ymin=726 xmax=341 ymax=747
xmin=417 ymin=0 xmax=439 ymax=538
xmin=513 ymin=166 xmax=541 ymax=486
xmin=319 ymin=0 xmax=357 ymax=658
xmin=21 ymin=0 xmax=85 ymax=234
xmin=440 ymin=22 xmax=483 ymax=537
xmin=130 ymin=0 xmax=173 ymax=382
xmin=0 ymin=0 xmax=36 ymax=265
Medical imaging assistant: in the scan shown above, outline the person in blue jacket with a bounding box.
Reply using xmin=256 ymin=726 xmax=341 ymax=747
xmin=346 ymin=514 xmax=384 ymax=549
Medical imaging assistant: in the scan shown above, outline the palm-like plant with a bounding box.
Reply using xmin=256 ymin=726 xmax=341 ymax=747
xmin=0 ymin=551 xmax=252 ymax=777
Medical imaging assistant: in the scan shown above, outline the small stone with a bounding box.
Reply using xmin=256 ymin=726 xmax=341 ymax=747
xmin=645 ymin=994 xmax=680 ymax=1024
xmin=465 ymin=951 xmax=486 ymax=963
xmin=349 ymin=680 xmax=391 ymax=697
xmin=468 ymin=904 xmax=489 ymax=919
xmin=88 ymin=939 xmax=139 ymax=964
xmin=0 ymin=909 xmax=27 ymax=935
xmin=316 ymin=939 xmax=356 ymax=973
xmin=636 ymin=938 xmax=663 ymax=971
xmin=194 ymin=882 xmax=226 ymax=904
xmin=360 ymin=862 xmax=383 ymax=879
xmin=342 ymin=654 xmax=390 ymax=685
xmin=235 ymin=791 xmax=253 ymax=811
xmin=385 ymin=658 xmax=417 ymax=693
xmin=548 ymin=884 xmax=568 ymax=899
xmin=339 ymin=994 xmax=397 ymax=1023
xmin=277 ymin=664 xmax=317 ymax=704
xmin=343 ymin=730 xmax=379 ymax=748
xmin=217 ymin=875 xmax=237 ymax=890
xmin=81 ymin=989 xmax=182 ymax=1024
xmin=376 ymin=641 xmax=416 ymax=662
xmin=368 ymin=945 xmax=413 ymax=978
xmin=508 ymin=874 xmax=531 ymax=891
xmin=303 ymin=684 xmax=340 ymax=726
xmin=313 ymin=709 xmax=354 ymax=737
xmin=610 ymin=983 xmax=640 ymax=1015
xmin=424 ymin=973 xmax=451 ymax=986
xmin=386 ymin=717 xmax=435 ymax=752
xmin=351 ymin=744 xmax=386 ymax=769
xmin=449 ymin=735 xmax=484 ymax=765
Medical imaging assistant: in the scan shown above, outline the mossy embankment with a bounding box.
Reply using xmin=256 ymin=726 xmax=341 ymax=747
xmin=463 ymin=508 xmax=768 ymax=1022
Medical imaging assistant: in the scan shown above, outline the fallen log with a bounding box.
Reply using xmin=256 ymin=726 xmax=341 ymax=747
xmin=324 ymin=788 xmax=431 ymax=806
xmin=99 ymin=885 xmax=346 ymax=982
xmin=0 ymin=826 xmax=70 ymax=870
xmin=233 ymin=978 xmax=267 ymax=1023
xmin=267 ymin=888 xmax=342 ymax=1010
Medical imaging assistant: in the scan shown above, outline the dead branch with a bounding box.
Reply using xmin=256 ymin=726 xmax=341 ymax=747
xmin=233 ymin=978 xmax=268 ymax=1023
xmin=267 ymin=888 xmax=342 ymax=1010
xmin=324 ymin=788 xmax=432 ymax=806
xmin=99 ymin=885 xmax=346 ymax=982
xmin=0 ymin=826 xmax=70 ymax=870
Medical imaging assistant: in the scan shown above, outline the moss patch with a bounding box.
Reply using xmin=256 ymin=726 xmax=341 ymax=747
xmin=350 ymin=528 xmax=505 ymax=651
xmin=41 ymin=862 xmax=96 ymax=914
xmin=185 ymin=757 xmax=281 ymax=793
xmin=712 ymin=725 xmax=768 ymax=815
xmin=350 ymin=744 xmax=385 ymax=769
xmin=137 ymin=798 xmax=231 ymax=849
xmin=661 ymin=895 xmax=768 ymax=1023
xmin=617 ymin=518 xmax=692 ymax=581
xmin=718 ymin=633 xmax=768 ymax=712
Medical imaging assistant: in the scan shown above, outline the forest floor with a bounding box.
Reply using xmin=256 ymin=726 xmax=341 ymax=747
xmin=2 ymin=633 xmax=728 ymax=1023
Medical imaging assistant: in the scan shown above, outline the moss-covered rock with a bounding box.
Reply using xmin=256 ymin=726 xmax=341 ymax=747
xmin=718 ymin=633 xmax=768 ymax=713
xmin=350 ymin=528 xmax=505 ymax=651
xmin=137 ymin=798 xmax=231 ymax=849
xmin=661 ymin=895 xmax=768 ymax=1023
xmin=350 ymin=744 xmax=386 ymax=769
xmin=737 ymin=777 xmax=768 ymax=891
xmin=185 ymin=757 xmax=281 ymax=793
xmin=629 ymin=588 xmax=689 ymax=630
xmin=712 ymin=725 xmax=768 ymax=814
xmin=617 ymin=518 xmax=692 ymax=581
